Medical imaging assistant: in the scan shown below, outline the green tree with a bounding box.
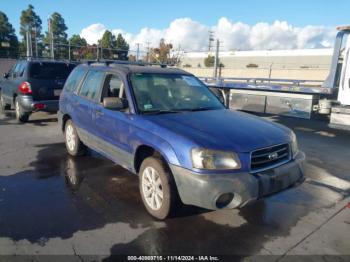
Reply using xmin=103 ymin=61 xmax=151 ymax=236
xmin=115 ymin=33 xmax=129 ymax=60
xmin=69 ymin=34 xmax=87 ymax=60
xmin=0 ymin=11 xmax=18 ymax=58
xmin=45 ymin=12 xmax=68 ymax=59
xmin=204 ymin=55 xmax=215 ymax=67
xmin=19 ymin=5 xmax=42 ymax=57
xmin=99 ymin=30 xmax=116 ymax=59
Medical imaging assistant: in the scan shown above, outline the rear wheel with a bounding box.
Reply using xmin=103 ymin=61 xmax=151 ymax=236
xmin=64 ymin=119 xmax=86 ymax=156
xmin=15 ymin=98 xmax=29 ymax=123
xmin=139 ymin=156 xmax=179 ymax=219
xmin=0 ymin=93 xmax=11 ymax=112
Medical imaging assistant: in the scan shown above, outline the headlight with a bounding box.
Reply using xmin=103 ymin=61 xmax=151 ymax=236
xmin=291 ymin=132 xmax=299 ymax=158
xmin=191 ymin=148 xmax=241 ymax=170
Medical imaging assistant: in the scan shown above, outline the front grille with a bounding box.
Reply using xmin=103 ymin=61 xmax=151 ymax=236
xmin=251 ymin=143 xmax=290 ymax=172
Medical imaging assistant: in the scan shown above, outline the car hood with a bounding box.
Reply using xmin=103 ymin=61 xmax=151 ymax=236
xmin=145 ymin=109 xmax=292 ymax=153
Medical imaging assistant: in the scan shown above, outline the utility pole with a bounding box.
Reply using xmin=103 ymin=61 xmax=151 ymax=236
xmin=146 ymin=41 xmax=151 ymax=63
xmin=213 ymin=39 xmax=220 ymax=79
xmin=136 ymin=43 xmax=140 ymax=61
xmin=208 ymin=31 xmax=214 ymax=52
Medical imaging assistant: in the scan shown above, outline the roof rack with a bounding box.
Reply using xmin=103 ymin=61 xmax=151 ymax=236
xmin=83 ymin=59 xmax=168 ymax=68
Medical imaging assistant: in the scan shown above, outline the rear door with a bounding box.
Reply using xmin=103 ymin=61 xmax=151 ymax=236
xmin=27 ymin=62 xmax=75 ymax=101
xmin=74 ymin=70 xmax=105 ymax=142
xmin=1 ymin=61 xmax=24 ymax=103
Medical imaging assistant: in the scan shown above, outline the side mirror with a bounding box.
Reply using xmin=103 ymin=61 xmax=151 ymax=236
xmin=3 ymin=73 xmax=9 ymax=79
xmin=103 ymin=97 xmax=128 ymax=110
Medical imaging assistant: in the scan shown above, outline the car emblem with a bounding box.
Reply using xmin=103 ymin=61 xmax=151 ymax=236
xmin=268 ymin=152 xmax=279 ymax=160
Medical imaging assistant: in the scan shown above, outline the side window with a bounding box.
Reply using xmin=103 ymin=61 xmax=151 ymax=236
xmin=17 ymin=62 xmax=26 ymax=77
xmin=13 ymin=62 xmax=22 ymax=78
xmin=101 ymin=73 xmax=125 ymax=100
xmin=64 ymin=67 xmax=87 ymax=92
xmin=7 ymin=63 xmax=16 ymax=78
xmin=79 ymin=70 xmax=105 ymax=101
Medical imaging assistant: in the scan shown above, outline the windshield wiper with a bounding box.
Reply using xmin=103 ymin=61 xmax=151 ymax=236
xmin=186 ymin=107 xmax=218 ymax=112
xmin=142 ymin=109 xmax=183 ymax=115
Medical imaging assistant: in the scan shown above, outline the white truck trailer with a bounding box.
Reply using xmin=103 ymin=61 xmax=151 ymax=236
xmin=204 ymin=26 xmax=350 ymax=130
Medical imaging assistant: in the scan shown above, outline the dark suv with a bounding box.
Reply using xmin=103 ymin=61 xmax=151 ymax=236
xmin=58 ymin=61 xmax=304 ymax=219
xmin=0 ymin=59 xmax=76 ymax=122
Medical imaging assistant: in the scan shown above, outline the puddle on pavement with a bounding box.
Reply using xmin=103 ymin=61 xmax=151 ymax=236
xmin=0 ymin=141 xmax=348 ymax=255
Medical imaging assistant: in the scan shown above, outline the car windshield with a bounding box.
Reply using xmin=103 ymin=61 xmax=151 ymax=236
xmin=130 ymin=73 xmax=224 ymax=114
xmin=29 ymin=62 xmax=75 ymax=80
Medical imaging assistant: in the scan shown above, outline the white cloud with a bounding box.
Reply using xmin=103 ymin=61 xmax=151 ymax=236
xmin=80 ymin=23 xmax=106 ymax=45
xmin=79 ymin=18 xmax=336 ymax=51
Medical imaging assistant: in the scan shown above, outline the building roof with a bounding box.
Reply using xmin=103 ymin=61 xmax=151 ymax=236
xmin=183 ymin=48 xmax=334 ymax=59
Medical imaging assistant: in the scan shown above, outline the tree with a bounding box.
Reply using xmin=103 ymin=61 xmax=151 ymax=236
xmin=151 ymin=39 xmax=173 ymax=63
xmin=45 ymin=12 xmax=68 ymax=59
xmin=19 ymin=5 xmax=42 ymax=57
xmin=115 ymin=33 xmax=129 ymax=60
xmin=69 ymin=34 xmax=87 ymax=60
xmin=0 ymin=11 xmax=18 ymax=58
xmin=204 ymin=55 xmax=215 ymax=67
xmin=99 ymin=30 xmax=116 ymax=59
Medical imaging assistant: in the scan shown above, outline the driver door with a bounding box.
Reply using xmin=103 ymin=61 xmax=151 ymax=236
xmin=92 ymin=73 xmax=133 ymax=170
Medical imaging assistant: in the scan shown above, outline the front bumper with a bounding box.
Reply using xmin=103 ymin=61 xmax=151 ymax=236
xmin=170 ymin=151 xmax=305 ymax=210
xmin=18 ymin=95 xmax=59 ymax=113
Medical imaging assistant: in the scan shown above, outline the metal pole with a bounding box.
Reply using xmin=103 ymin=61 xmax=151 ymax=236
xmin=29 ymin=28 xmax=33 ymax=57
xmin=68 ymin=39 xmax=71 ymax=61
xmin=49 ymin=18 xmax=54 ymax=59
xmin=213 ymin=39 xmax=219 ymax=79
xmin=96 ymin=45 xmax=99 ymax=60
xmin=268 ymin=62 xmax=273 ymax=81
xmin=34 ymin=27 xmax=38 ymax=58
xmin=146 ymin=42 xmax=150 ymax=63
xmin=136 ymin=43 xmax=140 ymax=61
xmin=26 ymin=30 xmax=30 ymax=58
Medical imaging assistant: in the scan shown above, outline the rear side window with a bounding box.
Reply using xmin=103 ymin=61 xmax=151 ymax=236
xmin=13 ymin=62 xmax=25 ymax=78
xmin=79 ymin=70 xmax=105 ymax=101
xmin=29 ymin=63 xmax=75 ymax=80
xmin=64 ymin=67 xmax=87 ymax=92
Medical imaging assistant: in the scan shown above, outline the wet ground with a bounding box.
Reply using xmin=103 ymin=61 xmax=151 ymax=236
xmin=0 ymin=111 xmax=349 ymax=261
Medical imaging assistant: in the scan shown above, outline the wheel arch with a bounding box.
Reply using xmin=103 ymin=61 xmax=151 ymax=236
xmin=61 ymin=114 xmax=72 ymax=132
xmin=134 ymin=144 xmax=171 ymax=174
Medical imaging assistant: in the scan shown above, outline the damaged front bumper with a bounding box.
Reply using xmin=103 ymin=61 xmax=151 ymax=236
xmin=170 ymin=151 xmax=305 ymax=210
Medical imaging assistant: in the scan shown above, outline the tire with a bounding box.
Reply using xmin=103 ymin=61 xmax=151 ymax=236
xmin=15 ymin=97 xmax=29 ymax=123
xmin=139 ymin=156 xmax=179 ymax=219
xmin=64 ymin=119 xmax=86 ymax=156
xmin=0 ymin=92 xmax=11 ymax=112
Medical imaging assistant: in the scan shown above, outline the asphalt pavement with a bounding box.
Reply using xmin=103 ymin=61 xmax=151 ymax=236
xmin=0 ymin=110 xmax=349 ymax=261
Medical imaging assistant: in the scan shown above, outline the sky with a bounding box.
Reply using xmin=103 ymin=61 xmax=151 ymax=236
xmin=1 ymin=0 xmax=349 ymax=52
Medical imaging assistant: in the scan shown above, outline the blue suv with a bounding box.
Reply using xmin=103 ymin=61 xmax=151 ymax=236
xmin=58 ymin=61 xmax=305 ymax=219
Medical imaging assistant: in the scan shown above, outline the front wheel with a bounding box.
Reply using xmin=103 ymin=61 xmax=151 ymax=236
xmin=139 ymin=156 xmax=179 ymax=219
xmin=15 ymin=98 xmax=29 ymax=123
xmin=64 ymin=119 xmax=86 ymax=156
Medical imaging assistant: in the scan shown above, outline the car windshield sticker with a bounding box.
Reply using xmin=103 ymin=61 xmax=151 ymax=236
xmin=144 ymin=104 xmax=153 ymax=110
xmin=182 ymin=76 xmax=201 ymax=87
